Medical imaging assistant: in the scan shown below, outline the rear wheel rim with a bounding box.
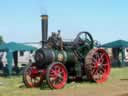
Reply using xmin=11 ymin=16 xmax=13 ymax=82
xmin=47 ymin=62 xmax=68 ymax=89
xmin=85 ymin=49 xmax=110 ymax=83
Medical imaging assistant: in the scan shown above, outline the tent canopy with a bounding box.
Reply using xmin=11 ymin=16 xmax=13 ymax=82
xmin=101 ymin=40 xmax=128 ymax=48
xmin=0 ymin=42 xmax=37 ymax=52
xmin=101 ymin=40 xmax=128 ymax=67
xmin=0 ymin=42 xmax=37 ymax=75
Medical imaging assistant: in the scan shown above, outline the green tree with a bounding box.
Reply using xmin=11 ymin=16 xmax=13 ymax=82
xmin=0 ymin=35 xmax=4 ymax=44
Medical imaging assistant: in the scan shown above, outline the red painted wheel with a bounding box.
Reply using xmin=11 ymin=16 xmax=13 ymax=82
xmin=23 ymin=63 xmax=43 ymax=87
xmin=46 ymin=62 xmax=68 ymax=89
xmin=85 ymin=48 xmax=111 ymax=83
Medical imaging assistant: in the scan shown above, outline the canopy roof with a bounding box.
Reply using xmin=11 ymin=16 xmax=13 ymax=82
xmin=0 ymin=42 xmax=37 ymax=52
xmin=101 ymin=40 xmax=128 ymax=48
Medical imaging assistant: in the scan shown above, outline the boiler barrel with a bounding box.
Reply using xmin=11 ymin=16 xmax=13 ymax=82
xmin=35 ymin=48 xmax=77 ymax=67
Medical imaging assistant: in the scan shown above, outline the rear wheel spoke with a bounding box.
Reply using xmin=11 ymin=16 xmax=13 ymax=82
xmin=92 ymin=57 xmax=98 ymax=64
xmin=102 ymin=63 xmax=108 ymax=67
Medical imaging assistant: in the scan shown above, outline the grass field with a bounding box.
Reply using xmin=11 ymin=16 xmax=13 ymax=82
xmin=0 ymin=68 xmax=128 ymax=96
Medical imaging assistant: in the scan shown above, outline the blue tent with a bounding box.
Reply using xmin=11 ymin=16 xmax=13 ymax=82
xmin=101 ymin=40 xmax=128 ymax=67
xmin=0 ymin=42 xmax=37 ymax=75
xmin=0 ymin=42 xmax=37 ymax=52
xmin=101 ymin=40 xmax=128 ymax=48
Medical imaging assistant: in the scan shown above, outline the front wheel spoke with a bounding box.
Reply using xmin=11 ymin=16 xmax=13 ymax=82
xmin=60 ymin=69 xmax=65 ymax=74
xmin=50 ymin=77 xmax=56 ymax=82
xmin=34 ymin=77 xmax=39 ymax=82
xmin=55 ymin=66 xmax=59 ymax=71
xmin=49 ymin=73 xmax=56 ymax=77
xmin=51 ymin=80 xmax=56 ymax=85
xmin=59 ymin=74 xmax=63 ymax=80
xmin=58 ymin=78 xmax=63 ymax=83
xmin=51 ymin=69 xmax=57 ymax=75
xmin=33 ymin=78 xmax=39 ymax=83
xmin=32 ymin=78 xmax=36 ymax=84
xmin=55 ymin=77 xmax=61 ymax=85
xmin=57 ymin=68 xmax=60 ymax=73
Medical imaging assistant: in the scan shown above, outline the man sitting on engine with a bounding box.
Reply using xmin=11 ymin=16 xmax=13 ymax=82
xmin=47 ymin=30 xmax=63 ymax=50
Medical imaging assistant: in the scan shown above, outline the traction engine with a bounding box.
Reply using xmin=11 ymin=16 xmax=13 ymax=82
xmin=23 ymin=15 xmax=111 ymax=89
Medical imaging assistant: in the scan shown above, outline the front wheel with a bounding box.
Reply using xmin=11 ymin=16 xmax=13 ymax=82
xmin=46 ymin=62 xmax=68 ymax=89
xmin=23 ymin=63 xmax=43 ymax=87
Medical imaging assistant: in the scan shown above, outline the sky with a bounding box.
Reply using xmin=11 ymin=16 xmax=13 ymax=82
xmin=0 ymin=0 xmax=128 ymax=44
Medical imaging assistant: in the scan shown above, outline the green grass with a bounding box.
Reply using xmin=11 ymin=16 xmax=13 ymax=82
xmin=0 ymin=67 xmax=128 ymax=96
xmin=110 ymin=67 xmax=128 ymax=79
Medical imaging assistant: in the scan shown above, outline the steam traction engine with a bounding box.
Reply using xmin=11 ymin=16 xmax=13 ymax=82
xmin=23 ymin=15 xmax=111 ymax=89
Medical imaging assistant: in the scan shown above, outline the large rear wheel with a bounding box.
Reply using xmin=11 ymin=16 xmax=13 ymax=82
xmin=46 ymin=62 xmax=68 ymax=89
xmin=85 ymin=48 xmax=111 ymax=83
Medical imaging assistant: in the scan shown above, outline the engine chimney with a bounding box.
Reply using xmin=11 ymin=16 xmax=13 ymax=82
xmin=41 ymin=15 xmax=48 ymax=47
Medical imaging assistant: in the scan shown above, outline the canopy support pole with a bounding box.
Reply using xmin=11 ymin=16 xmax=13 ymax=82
xmin=6 ymin=50 xmax=13 ymax=76
xmin=121 ymin=48 xmax=125 ymax=67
